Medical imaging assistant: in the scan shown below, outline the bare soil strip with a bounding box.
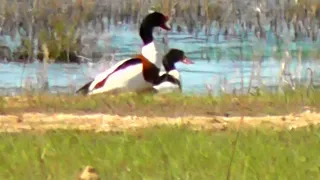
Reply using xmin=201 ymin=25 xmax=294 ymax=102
xmin=1 ymin=110 xmax=320 ymax=133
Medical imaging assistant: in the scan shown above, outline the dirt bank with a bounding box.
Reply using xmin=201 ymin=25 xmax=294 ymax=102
xmin=1 ymin=110 xmax=320 ymax=133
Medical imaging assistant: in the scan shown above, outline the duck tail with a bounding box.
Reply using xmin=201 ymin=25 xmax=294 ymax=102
xmin=76 ymin=80 xmax=93 ymax=96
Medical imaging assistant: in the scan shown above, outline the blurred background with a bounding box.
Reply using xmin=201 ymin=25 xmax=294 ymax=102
xmin=0 ymin=0 xmax=319 ymax=96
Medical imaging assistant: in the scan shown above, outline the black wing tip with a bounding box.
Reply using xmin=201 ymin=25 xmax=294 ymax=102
xmin=75 ymin=81 xmax=92 ymax=96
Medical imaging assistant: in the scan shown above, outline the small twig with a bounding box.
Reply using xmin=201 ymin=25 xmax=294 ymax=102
xmin=226 ymin=116 xmax=243 ymax=180
xmin=20 ymin=47 xmax=30 ymax=92
xmin=76 ymin=54 xmax=93 ymax=62
xmin=306 ymin=68 xmax=314 ymax=90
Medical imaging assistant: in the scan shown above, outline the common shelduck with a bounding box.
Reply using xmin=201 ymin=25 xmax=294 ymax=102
xmin=153 ymin=49 xmax=194 ymax=93
xmin=76 ymin=11 xmax=172 ymax=95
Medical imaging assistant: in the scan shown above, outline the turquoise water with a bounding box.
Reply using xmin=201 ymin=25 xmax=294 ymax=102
xmin=0 ymin=24 xmax=319 ymax=96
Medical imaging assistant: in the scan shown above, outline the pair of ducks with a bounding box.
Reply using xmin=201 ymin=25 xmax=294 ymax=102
xmin=76 ymin=11 xmax=193 ymax=96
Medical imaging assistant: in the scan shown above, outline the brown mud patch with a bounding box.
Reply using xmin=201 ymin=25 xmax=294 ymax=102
xmin=1 ymin=110 xmax=320 ymax=133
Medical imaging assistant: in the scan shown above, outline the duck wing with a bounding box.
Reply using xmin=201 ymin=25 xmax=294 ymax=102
xmin=76 ymin=57 xmax=142 ymax=95
xmin=76 ymin=80 xmax=93 ymax=95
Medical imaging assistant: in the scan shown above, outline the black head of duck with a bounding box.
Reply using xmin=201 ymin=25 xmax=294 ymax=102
xmin=139 ymin=11 xmax=171 ymax=45
xmin=162 ymin=49 xmax=194 ymax=72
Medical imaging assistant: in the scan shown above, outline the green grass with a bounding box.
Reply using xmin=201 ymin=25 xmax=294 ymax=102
xmin=1 ymin=126 xmax=320 ymax=179
xmin=2 ymin=88 xmax=320 ymax=116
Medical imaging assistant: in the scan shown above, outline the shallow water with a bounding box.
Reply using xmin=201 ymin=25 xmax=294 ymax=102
xmin=0 ymin=25 xmax=319 ymax=96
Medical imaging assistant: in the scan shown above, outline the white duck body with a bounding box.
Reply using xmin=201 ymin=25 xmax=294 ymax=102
xmin=153 ymin=69 xmax=181 ymax=93
xmin=142 ymin=41 xmax=164 ymax=68
xmin=87 ymin=61 xmax=145 ymax=95
xmin=86 ymin=42 xmax=163 ymax=95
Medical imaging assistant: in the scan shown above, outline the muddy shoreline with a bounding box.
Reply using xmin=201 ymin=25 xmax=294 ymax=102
xmin=1 ymin=110 xmax=320 ymax=133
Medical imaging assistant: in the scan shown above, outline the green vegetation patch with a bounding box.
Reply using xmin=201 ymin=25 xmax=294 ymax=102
xmin=0 ymin=125 xmax=320 ymax=179
xmin=1 ymin=88 xmax=320 ymax=117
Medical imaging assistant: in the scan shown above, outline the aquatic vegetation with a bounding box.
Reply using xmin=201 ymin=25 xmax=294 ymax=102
xmin=0 ymin=0 xmax=319 ymax=95
xmin=0 ymin=0 xmax=318 ymax=61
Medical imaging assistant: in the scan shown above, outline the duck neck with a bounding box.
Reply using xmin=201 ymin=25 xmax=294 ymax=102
xmin=139 ymin=24 xmax=154 ymax=45
xmin=163 ymin=58 xmax=175 ymax=72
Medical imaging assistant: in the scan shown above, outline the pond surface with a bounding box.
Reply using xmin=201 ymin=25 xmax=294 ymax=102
xmin=0 ymin=25 xmax=319 ymax=96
